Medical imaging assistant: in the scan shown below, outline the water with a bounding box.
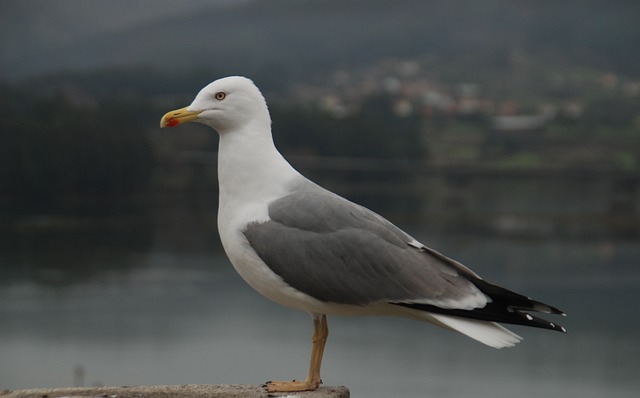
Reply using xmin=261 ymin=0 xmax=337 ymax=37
xmin=1 ymin=198 xmax=639 ymax=398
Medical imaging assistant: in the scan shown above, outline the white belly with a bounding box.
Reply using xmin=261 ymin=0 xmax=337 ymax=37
xmin=217 ymin=203 xmax=391 ymax=316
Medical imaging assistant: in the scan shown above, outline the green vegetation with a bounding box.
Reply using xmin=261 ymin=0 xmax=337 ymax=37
xmin=1 ymin=61 xmax=639 ymax=203
xmin=0 ymin=83 xmax=153 ymax=199
xmin=272 ymin=96 xmax=426 ymax=159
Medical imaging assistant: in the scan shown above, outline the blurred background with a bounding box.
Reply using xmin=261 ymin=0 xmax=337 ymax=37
xmin=1 ymin=1 xmax=639 ymax=397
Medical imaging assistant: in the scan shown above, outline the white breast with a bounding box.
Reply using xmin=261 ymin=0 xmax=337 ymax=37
xmin=216 ymin=200 xmax=326 ymax=313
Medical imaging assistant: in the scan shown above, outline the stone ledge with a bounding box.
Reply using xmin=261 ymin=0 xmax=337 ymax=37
xmin=0 ymin=384 xmax=350 ymax=398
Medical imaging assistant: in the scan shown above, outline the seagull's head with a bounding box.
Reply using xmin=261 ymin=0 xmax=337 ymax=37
xmin=160 ymin=76 xmax=270 ymax=133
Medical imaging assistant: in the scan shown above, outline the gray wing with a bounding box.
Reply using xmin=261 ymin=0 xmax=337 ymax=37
xmin=243 ymin=181 xmax=486 ymax=308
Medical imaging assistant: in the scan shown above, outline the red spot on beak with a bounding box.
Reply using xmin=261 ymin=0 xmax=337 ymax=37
xmin=166 ymin=118 xmax=179 ymax=127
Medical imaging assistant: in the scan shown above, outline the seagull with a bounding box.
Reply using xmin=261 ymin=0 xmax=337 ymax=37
xmin=160 ymin=76 xmax=566 ymax=392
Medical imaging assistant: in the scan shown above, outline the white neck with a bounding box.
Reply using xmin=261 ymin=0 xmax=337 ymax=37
xmin=217 ymin=124 xmax=300 ymax=211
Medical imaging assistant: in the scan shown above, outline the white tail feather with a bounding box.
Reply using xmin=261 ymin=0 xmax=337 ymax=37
xmin=426 ymin=313 xmax=523 ymax=349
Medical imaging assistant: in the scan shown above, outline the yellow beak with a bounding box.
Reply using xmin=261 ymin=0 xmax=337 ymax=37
xmin=160 ymin=107 xmax=202 ymax=128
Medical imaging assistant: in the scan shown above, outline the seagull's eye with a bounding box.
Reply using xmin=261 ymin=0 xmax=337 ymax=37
xmin=215 ymin=92 xmax=226 ymax=101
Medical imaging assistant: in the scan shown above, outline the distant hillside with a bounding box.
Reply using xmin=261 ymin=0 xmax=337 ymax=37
xmin=2 ymin=0 xmax=640 ymax=81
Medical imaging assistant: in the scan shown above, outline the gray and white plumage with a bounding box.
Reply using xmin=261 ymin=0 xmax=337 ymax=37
xmin=244 ymin=178 xmax=486 ymax=309
xmin=160 ymin=76 xmax=565 ymax=351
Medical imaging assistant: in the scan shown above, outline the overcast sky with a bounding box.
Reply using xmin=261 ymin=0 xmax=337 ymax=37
xmin=0 ymin=0 xmax=243 ymax=76
xmin=2 ymin=0 xmax=638 ymax=81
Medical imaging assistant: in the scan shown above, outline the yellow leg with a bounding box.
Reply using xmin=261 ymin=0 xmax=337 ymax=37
xmin=264 ymin=314 xmax=329 ymax=392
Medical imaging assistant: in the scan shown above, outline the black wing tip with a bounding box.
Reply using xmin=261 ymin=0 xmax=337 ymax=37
xmin=392 ymin=302 xmax=567 ymax=333
xmin=509 ymin=298 xmax=567 ymax=332
xmin=515 ymin=310 xmax=567 ymax=333
xmin=525 ymin=298 xmax=566 ymax=316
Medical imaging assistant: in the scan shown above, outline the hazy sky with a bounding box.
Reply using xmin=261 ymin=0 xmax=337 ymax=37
xmin=0 ymin=0 xmax=232 ymax=44
xmin=2 ymin=0 xmax=638 ymax=81
xmin=0 ymin=0 xmax=241 ymax=76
